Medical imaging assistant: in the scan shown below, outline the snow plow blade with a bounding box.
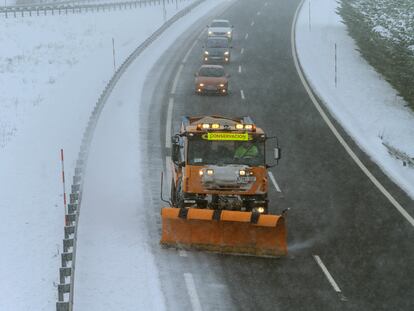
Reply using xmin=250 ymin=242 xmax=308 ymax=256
xmin=160 ymin=208 xmax=287 ymax=257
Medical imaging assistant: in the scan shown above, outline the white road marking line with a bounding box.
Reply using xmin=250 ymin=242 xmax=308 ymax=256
xmin=291 ymin=0 xmax=414 ymax=227
xmin=197 ymin=28 xmax=205 ymax=40
xmin=171 ymin=64 xmax=183 ymax=95
xmin=238 ymin=65 xmax=242 ymax=73
xmin=183 ymin=39 xmax=198 ymax=64
xmin=251 ymin=21 xmax=255 ymax=26
xmin=184 ymin=273 xmax=203 ymax=311
xmin=245 ymin=33 xmax=249 ymax=40
xmin=179 ymin=250 xmax=188 ymax=257
xmin=268 ymin=172 xmax=282 ymax=192
xmin=241 ymin=47 xmax=244 ymax=54
xmin=165 ymin=98 xmax=174 ymax=148
xmin=313 ymin=255 xmax=342 ymax=293
xmin=240 ymin=90 xmax=245 ymax=100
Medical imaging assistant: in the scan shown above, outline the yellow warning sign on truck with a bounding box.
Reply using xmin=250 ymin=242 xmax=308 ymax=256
xmin=206 ymin=132 xmax=249 ymax=141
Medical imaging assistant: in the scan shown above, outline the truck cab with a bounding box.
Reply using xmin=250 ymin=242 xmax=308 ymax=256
xmin=170 ymin=116 xmax=281 ymax=214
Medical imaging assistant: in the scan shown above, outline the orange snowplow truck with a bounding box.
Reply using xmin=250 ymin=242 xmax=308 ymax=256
xmin=161 ymin=115 xmax=287 ymax=257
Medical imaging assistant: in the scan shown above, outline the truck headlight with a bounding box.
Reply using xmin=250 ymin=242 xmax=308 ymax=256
xmin=227 ymin=31 xmax=231 ymax=35
xmin=199 ymin=170 xmax=204 ymax=176
xmin=207 ymin=169 xmax=214 ymax=176
xmin=199 ymin=83 xmax=204 ymax=87
xmin=257 ymin=207 xmax=265 ymax=213
xmin=204 ymin=51 xmax=209 ymax=55
xmin=239 ymin=169 xmax=246 ymax=176
xmin=208 ymin=31 xmax=213 ymax=35
xmin=219 ymin=83 xmax=225 ymax=87
xmin=224 ymin=51 xmax=229 ymax=55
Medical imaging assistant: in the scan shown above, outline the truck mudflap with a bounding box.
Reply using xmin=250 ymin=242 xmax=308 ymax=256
xmin=160 ymin=207 xmax=287 ymax=257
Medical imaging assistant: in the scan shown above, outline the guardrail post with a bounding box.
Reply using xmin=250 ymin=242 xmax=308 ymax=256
xmin=57 ymin=283 xmax=71 ymax=302
xmin=69 ymin=193 xmax=78 ymax=204
xmin=59 ymin=267 xmax=72 ymax=284
xmin=63 ymin=238 xmax=74 ymax=253
xmin=61 ymin=252 xmax=73 ymax=268
xmin=64 ymin=226 xmax=75 ymax=239
xmin=68 ymin=203 xmax=78 ymax=214
xmin=56 ymin=301 xmax=70 ymax=311
xmin=65 ymin=213 xmax=76 ymax=224
xmin=71 ymin=183 xmax=81 ymax=192
xmin=73 ymin=175 xmax=81 ymax=184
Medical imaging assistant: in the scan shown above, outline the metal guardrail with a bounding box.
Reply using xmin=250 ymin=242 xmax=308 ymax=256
xmin=382 ymin=141 xmax=414 ymax=168
xmin=55 ymin=0 xmax=202 ymax=310
xmin=14 ymin=0 xmax=104 ymax=7
xmin=13 ymin=0 xmax=102 ymax=7
xmin=1 ymin=0 xmax=183 ymax=17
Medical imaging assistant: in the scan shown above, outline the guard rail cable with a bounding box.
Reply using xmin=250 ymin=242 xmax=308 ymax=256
xmin=382 ymin=141 xmax=414 ymax=168
xmin=55 ymin=0 xmax=202 ymax=310
xmin=1 ymin=0 xmax=185 ymax=18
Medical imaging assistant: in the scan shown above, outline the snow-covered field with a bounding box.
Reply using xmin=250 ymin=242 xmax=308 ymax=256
xmin=0 ymin=1 xmax=195 ymax=310
xmin=296 ymin=0 xmax=414 ymax=198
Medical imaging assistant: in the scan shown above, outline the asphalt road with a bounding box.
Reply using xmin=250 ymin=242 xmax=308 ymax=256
xmin=140 ymin=0 xmax=414 ymax=310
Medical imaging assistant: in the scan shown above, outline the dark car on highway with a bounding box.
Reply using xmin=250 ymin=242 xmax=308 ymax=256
xmin=202 ymin=36 xmax=232 ymax=64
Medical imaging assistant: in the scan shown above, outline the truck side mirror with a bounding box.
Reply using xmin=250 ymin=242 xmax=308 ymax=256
xmin=171 ymin=136 xmax=180 ymax=163
xmin=274 ymin=147 xmax=281 ymax=161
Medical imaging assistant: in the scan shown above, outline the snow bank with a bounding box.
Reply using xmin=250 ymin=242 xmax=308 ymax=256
xmin=296 ymin=0 xmax=414 ymax=198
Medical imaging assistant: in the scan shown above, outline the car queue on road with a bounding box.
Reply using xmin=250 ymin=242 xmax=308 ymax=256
xmin=194 ymin=19 xmax=234 ymax=96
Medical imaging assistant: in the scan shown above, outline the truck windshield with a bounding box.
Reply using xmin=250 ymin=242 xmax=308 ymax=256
xmin=188 ymin=138 xmax=265 ymax=166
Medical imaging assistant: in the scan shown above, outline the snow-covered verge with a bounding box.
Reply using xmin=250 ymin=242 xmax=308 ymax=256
xmin=0 ymin=1 xmax=194 ymax=310
xmin=295 ymin=0 xmax=414 ymax=198
xmin=338 ymin=0 xmax=414 ymax=110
